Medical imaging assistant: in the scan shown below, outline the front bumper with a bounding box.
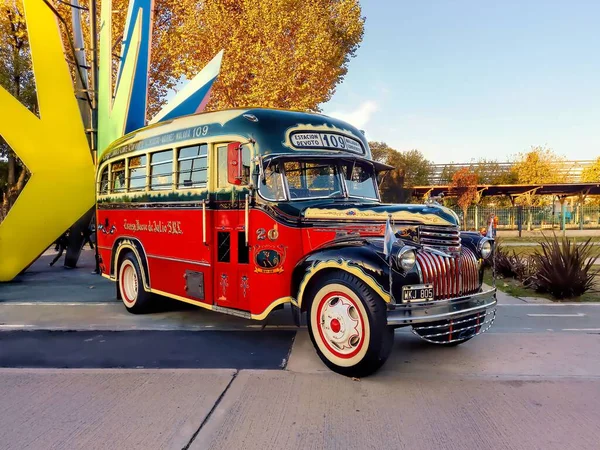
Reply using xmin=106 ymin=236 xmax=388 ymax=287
xmin=386 ymin=288 xmax=497 ymax=326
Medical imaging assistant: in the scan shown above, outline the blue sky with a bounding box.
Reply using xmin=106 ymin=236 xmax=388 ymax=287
xmin=321 ymin=0 xmax=600 ymax=163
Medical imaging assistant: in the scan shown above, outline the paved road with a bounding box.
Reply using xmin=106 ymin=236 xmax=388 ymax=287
xmin=2 ymin=299 xmax=600 ymax=333
xmin=0 ymin=330 xmax=295 ymax=369
xmin=1 ymin=251 xmax=600 ymax=449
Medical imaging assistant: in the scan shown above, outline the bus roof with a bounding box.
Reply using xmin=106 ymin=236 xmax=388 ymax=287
xmin=100 ymin=108 xmax=373 ymax=163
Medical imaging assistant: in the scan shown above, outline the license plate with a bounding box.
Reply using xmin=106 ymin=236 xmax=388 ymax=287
xmin=402 ymin=284 xmax=434 ymax=303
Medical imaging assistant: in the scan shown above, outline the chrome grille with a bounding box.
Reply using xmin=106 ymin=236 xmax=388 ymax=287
xmin=416 ymin=247 xmax=480 ymax=300
xmin=419 ymin=225 xmax=461 ymax=253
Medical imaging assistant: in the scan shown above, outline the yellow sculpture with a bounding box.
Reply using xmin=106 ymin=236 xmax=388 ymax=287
xmin=0 ymin=0 xmax=95 ymax=281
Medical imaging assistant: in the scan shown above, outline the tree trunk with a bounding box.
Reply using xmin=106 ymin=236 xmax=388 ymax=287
xmin=15 ymin=167 xmax=26 ymax=191
xmin=7 ymin=150 xmax=16 ymax=187
xmin=3 ymin=167 xmax=27 ymax=216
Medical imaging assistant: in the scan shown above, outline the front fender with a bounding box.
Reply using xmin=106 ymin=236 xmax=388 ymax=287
xmin=459 ymin=231 xmax=494 ymax=259
xmin=291 ymin=243 xmax=420 ymax=311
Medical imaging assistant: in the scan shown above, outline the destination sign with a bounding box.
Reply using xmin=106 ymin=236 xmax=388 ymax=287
xmin=290 ymin=131 xmax=364 ymax=154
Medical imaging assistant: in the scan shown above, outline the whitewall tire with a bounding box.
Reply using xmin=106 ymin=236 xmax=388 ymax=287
xmin=306 ymin=271 xmax=394 ymax=377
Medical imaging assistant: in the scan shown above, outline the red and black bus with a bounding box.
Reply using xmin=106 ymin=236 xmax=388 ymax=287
xmin=96 ymin=108 xmax=496 ymax=376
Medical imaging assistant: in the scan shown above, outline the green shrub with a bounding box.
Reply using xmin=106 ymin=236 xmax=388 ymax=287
xmin=530 ymin=234 xmax=599 ymax=299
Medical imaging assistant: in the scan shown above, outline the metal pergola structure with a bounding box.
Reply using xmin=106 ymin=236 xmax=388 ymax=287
xmin=413 ymin=183 xmax=600 ymax=234
xmin=427 ymin=160 xmax=596 ymax=185
xmin=413 ymin=183 xmax=600 ymax=199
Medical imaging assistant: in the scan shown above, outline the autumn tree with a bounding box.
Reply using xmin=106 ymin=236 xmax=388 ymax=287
xmin=0 ymin=1 xmax=35 ymax=219
xmin=450 ymin=168 xmax=479 ymax=228
xmin=173 ymin=0 xmax=364 ymax=114
xmin=581 ymin=157 xmax=600 ymax=182
xmin=472 ymin=159 xmax=517 ymax=185
xmin=511 ymin=146 xmax=567 ymax=185
xmin=368 ymin=142 xmax=432 ymax=202
xmin=54 ymin=0 xmax=365 ymax=116
xmin=511 ymin=146 xmax=567 ymax=230
xmin=438 ymin=164 xmax=458 ymax=185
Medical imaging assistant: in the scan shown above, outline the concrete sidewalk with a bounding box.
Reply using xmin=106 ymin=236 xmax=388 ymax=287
xmin=0 ymin=249 xmax=112 ymax=303
xmin=2 ymin=331 xmax=600 ymax=450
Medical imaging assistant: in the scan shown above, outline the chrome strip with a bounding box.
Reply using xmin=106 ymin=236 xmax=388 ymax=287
xmin=464 ymin=247 xmax=477 ymax=293
xmin=422 ymin=253 xmax=436 ymax=296
xmin=147 ymin=254 xmax=211 ymax=267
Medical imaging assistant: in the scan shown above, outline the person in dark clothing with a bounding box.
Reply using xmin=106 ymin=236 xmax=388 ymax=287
xmin=84 ymin=223 xmax=101 ymax=274
xmin=82 ymin=225 xmax=95 ymax=250
xmin=49 ymin=230 xmax=69 ymax=267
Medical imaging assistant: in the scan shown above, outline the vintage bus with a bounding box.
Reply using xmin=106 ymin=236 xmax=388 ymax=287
xmin=96 ymin=108 xmax=496 ymax=377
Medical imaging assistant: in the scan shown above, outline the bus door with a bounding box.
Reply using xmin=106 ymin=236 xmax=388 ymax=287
xmin=212 ymin=142 xmax=251 ymax=311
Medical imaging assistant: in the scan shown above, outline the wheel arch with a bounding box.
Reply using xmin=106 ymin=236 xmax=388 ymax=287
xmin=292 ymin=252 xmax=391 ymax=312
xmin=111 ymin=238 xmax=151 ymax=291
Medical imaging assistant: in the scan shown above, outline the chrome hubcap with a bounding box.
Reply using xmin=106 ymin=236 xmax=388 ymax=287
xmin=319 ymin=294 xmax=363 ymax=355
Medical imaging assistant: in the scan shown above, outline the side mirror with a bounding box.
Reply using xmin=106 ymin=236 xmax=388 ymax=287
xmin=227 ymin=142 xmax=242 ymax=185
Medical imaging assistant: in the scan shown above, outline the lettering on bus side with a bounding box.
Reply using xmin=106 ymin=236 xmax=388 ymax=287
xmin=123 ymin=219 xmax=183 ymax=235
xmin=101 ymin=125 xmax=212 ymax=162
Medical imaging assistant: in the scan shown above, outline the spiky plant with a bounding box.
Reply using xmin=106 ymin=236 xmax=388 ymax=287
xmin=531 ymin=234 xmax=599 ymax=299
xmin=494 ymin=243 xmax=536 ymax=282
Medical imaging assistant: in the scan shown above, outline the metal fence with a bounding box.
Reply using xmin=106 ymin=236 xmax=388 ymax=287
xmin=450 ymin=205 xmax=600 ymax=231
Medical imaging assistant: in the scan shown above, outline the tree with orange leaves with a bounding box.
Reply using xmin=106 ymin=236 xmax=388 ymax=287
xmin=1 ymin=0 xmax=364 ymax=217
xmin=450 ymin=168 xmax=479 ymax=228
xmin=53 ymin=0 xmax=364 ymax=116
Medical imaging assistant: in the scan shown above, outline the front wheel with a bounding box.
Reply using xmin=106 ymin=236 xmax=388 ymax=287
xmin=306 ymin=271 xmax=394 ymax=377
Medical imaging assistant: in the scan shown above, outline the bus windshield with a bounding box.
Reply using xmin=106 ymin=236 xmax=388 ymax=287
xmin=279 ymin=159 xmax=378 ymax=200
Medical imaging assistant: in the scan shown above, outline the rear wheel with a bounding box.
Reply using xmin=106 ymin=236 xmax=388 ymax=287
xmin=306 ymin=271 xmax=394 ymax=377
xmin=118 ymin=253 xmax=153 ymax=314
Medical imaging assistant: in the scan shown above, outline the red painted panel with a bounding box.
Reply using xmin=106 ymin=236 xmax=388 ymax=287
xmin=97 ymin=207 xmax=212 ymax=305
xmin=97 ymin=205 xmax=388 ymax=317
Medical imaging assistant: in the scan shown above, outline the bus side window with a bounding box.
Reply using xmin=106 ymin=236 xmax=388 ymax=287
xmin=217 ymin=145 xmax=228 ymax=189
xmin=150 ymin=150 xmax=173 ymax=191
xmin=129 ymin=155 xmax=147 ymax=192
xmin=111 ymin=160 xmax=125 ymax=193
xmin=241 ymin=144 xmax=251 ymax=184
xmin=99 ymin=166 xmax=109 ymax=195
xmin=178 ymin=144 xmax=207 ymax=189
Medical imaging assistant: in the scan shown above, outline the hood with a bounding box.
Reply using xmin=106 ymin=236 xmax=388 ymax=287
xmin=302 ymin=203 xmax=459 ymax=227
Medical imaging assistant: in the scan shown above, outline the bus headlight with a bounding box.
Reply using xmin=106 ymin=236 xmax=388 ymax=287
xmin=480 ymin=240 xmax=493 ymax=259
xmin=397 ymin=247 xmax=416 ymax=271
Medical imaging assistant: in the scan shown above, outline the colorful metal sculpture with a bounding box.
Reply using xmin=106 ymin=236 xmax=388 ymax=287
xmin=0 ymin=0 xmax=94 ymax=281
xmin=0 ymin=0 xmax=223 ymax=281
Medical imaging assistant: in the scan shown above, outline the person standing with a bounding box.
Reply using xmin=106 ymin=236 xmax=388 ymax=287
xmin=49 ymin=230 xmax=69 ymax=267
xmin=487 ymin=214 xmax=495 ymax=239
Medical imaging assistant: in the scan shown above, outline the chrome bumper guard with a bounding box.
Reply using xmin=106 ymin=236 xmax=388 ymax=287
xmin=386 ymin=288 xmax=497 ymax=326
xmin=411 ymin=309 xmax=496 ymax=344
